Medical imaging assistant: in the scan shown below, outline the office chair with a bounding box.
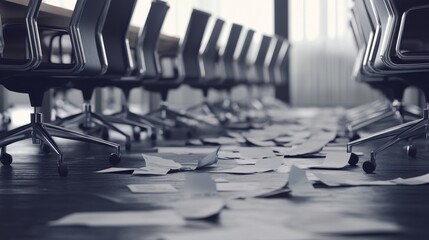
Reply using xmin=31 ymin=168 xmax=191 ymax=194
xmin=54 ymin=0 xmax=147 ymax=151
xmin=244 ymin=35 xmax=273 ymax=110
xmin=206 ymin=23 xmax=243 ymax=126
xmin=346 ymin=0 xmax=421 ymax=135
xmin=106 ymin=0 xmax=170 ymax=142
xmin=261 ymin=38 xmax=291 ymax=110
xmin=186 ymin=18 xmax=225 ymax=125
xmin=143 ymin=9 xmax=211 ymax=139
xmin=0 ymin=0 xmax=121 ymax=176
xmin=347 ymin=0 xmax=429 ymax=173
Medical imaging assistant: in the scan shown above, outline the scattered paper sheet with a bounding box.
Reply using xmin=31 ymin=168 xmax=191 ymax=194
xmin=216 ymin=182 xmax=261 ymax=192
xmin=238 ymin=147 xmax=276 ymax=159
xmin=392 ymin=173 xmax=429 ymax=185
xmin=201 ymin=137 xmax=238 ymax=145
xmin=214 ymin=178 xmax=229 ymax=183
xmin=182 ymin=147 xmax=220 ymax=170
xmin=315 ymin=173 xmax=396 ymax=187
xmin=235 ymin=159 xmax=257 ymax=165
xmin=49 ymin=210 xmax=185 ymax=227
xmin=279 ymin=140 xmax=325 ymax=157
xmin=287 ymin=165 xmax=315 ymax=194
xmin=187 ymin=139 xmax=204 ymax=146
xmin=309 ymin=152 xmax=351 ymax=169
xmin=225 ymin=131 xmax=247 ymax=143
xmin=184 ymin=173 xmax=218 ymax=197
xmin=127 ymin=184 xmax=178 ymax=193
xmin=132 ymin=166 xmax=170 ymax=176
xmin=210 ymin=156 xmax=283 ymax=174
xmin=172 ymin=197 xmax=225 ymax=220
xmin=157 ymin=147 xmax=215 ymax=155
xmin=245 ymin=137 xmax=277 ymax=147
xmin=218 ymin=151 xmax=242 ymax=159
xmin=95 ymin=167 xmax=135 ymax=174
xmin=315 ymin=172 xmax=429 ymax=187
xmin=197 ymin=146 xmax=220 ymax=169
xmin=142 ymin=154 xmax=182 ymax=170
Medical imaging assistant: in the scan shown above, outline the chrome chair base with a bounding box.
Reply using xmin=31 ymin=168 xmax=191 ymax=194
xmin=0 ymin=108 xmax=121 ymax=176
xmin=56 ymin=102 xmax=132 ymax=150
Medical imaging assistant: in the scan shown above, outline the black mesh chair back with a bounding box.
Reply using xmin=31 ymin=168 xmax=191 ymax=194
xmin=200 ymin=18 xmax=224 ymax=83
xmin=33 ymin=0 xmax=111 ymax=75
xmin=219 ymin=23 xmax=242 ymax=84
xmin=265 ymin=37 xmax=284 ymax=84
xmin=136 ymin=0 xmax=169 ymax=80
xmin=103 ymin=0 xmax=137 ymax=76
xmin=176 ymin=9 xmax=211 ymax=82
xmin=251 ymin=35 xmax=272 ymax=84
xmin=75 ymin=0 xmax=111 ymax=75
xmin=0 ymin=0 xmax=42 ymax=71
xmin=274 ymin=39 xmax=290 ymax=85
xmin=235 ymin=29 xmax=255 ymax=83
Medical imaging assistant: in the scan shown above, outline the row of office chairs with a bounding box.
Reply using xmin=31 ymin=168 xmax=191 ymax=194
xmin=0 ymin=0 xmax=290 ymax=176
xmin=347 ymin=0 xmax=429 ymax=173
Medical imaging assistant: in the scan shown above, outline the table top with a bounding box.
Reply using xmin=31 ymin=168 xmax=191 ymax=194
xmin=1 ymin=0 xmax=179 ymax=55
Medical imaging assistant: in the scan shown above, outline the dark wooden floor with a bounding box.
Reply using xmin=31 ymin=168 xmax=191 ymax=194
xmin=2 ymin=113 xmax=429 ymax=240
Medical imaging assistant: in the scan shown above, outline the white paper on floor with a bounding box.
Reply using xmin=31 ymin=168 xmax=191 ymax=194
xmin=181 ymin=146 xmax=220 ymax=170
xmin=132 ymin=166 xmax=170 ymax=176
xmin=157 ymin=147 xmax=215 ymax=155
xmin=49 ymin=210 xmax=185 ymax=227
xmin=238 ymin=147 xmax=276 ymax=159
xmin=172 ymin=197 xmax=225 ymax=220
xmin=216 ymin=182 xmax=261 ymax=192
xmin=315 ymin=172 xmax=429 ymax=187
xmin=142 ymin=154 xmax=183 ymax=170
xmin=308 ymin=152 xmax=351 ymax=169
xmin=210 ymin=156 xmax=283 ymax=174
xmin=287 ymin=165 xmax=315 ymax=194
xmin=184 ymin=173 xmax=217 ymax=197
xmin=127 ymin=184 xmax=178 ymax=193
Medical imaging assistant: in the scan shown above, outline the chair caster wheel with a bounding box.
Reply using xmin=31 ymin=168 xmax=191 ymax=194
xmin=349 ymin=133 xmax=360 ymax=141
xmin=163 ymin=129 xmax=172 ymax=139
xmin=363 ymin=161 xmax=376 ymax=173
xmin=125 ymin=141 xmax=131 ymax=151
xmin=109 ymin=153 xmax=121 ymax=165
xmin=404 ymin=145 xmax=417 ymax=158
xmin=41 ymin=143 xmax=51 ymax=153
xmin=348 ymin=153 xmax=359 ymax=166
xmin=58 ymin=164 xmax=69 ymax=177
xmin=101 ymin=129 xmax=109 ymax=140
xmin=1 ymin=153 xmax=12 ymax=166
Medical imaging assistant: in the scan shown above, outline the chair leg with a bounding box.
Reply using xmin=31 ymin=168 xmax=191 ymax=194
xmin=362 ymin=117 xmax=428 ymax=173
xmin=91 ymin=112 xmax=131 ymax=150
xmin=0 ymin=123 xmax=33 ymax=147
xmin=348 ymin=110 xmax=396 ymax=133
xmin=347 ymin=118 xmax=424 ymax=152
xmin=45 ymin=123 xmax=120 ymax=154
